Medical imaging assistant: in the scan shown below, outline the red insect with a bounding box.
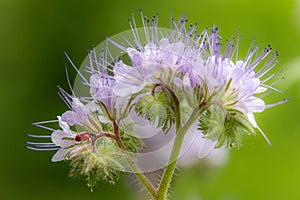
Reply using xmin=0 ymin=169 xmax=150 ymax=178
xmin=74 ymin=132 xmax=91 ymax=142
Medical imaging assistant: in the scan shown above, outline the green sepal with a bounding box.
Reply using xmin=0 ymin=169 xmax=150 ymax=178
xmin=134 ymin=89 xmax=174 ymax=131
xmin=69 ymin=154 xmax=120 ymax=192
xmin=199 ymin=106 xmax=257 ymax=148
xmin=68 ymin=137 xmax=127 ymax=191
xmin=198 ymin=105 xmax=226 ymax=141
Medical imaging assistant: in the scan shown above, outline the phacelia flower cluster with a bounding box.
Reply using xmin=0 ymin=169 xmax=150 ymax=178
xmin=26 ymin=10 xmax=287 ymax=191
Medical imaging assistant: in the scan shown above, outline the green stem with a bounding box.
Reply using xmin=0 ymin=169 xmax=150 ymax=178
xmin=113 ymin=121 xmax=158 ymax=198
xmin=157 ymin=104 xmax=207 ymax=200
xmin=98 ymin=100 xmax=158 ymax=197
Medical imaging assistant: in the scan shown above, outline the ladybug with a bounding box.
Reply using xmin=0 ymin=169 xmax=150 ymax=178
xmin=74 ymin=132 xmax=91 ymax=142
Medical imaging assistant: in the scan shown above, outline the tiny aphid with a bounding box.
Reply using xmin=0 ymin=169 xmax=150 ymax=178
xmin=75 ymin=132 xmax=92 ymax=142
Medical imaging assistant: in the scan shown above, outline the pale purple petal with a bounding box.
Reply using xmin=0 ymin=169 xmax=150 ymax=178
xmin=51 ymin=148 xmax=69 ymax=162
xmin=51 ymin=130 xmax=75 ymax=147
xmin=239 ymin=78 xmax=260 ymax=98
xmin=113 ymin=62 xmax=145 ymax=96
xmin=127 ymin=48 xmax=145 ymax=67
xmin=61 ymin=111 xmax=78 ymax=125
xmin=245 ymin=96 xmax=265 ymax=112
xmin=90 ymin=74 xmax=114 ymax=107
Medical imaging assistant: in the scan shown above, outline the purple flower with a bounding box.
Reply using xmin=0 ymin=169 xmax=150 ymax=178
xmin=109 ymin=23 xmax=286 ymax=132
xmin=26 ymin=11 xmax=288 ymax=194
xmin=90 ymin=73 xmax=115 ymax=108
xmin=61 ymin=98 xmax=89 ymax=126
xmin=51 ymin=117 xmax=89 ymax=162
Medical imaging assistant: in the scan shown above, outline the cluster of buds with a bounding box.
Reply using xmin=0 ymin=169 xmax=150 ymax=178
xmin=26 ymin=10 xmax=287 ymax=195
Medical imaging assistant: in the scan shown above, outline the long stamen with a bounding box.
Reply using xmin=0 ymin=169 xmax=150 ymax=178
xmin=140 ymin=9 xmax=150 ymax=43
xmin=261 ymin=69 xmax=282 ymax=84
xmin=265 ymin=98 xmax=291 ymax=109
xmin=246 ymin=46 xmax=272 ymax=74
xmin=65 ymin=66 xmax=75 ymax=96
xmin=25 ymin=146 xmax=60 ymax=151
xmin=25 ymin=142 xmax=56 ymax=146
xmin=25 ymin=142 xmax=58 ymax=148
xmin=64 ymin=52 xmax=89 ymax=84
xmin=33 ymin=120 xmax=58 ymax=124
xmin=106 ymin=37 xmax=127 ymax=52
xmin=256 ymin=126 xmax=272 ymax=146
xmin=131 ymin=13 xmax=143 ymax=51
xmin=260 ymin=83 xmax=282 ymax=93
xmin=57 ymin=86 xmax=72 ymax=109
xmin=27 ymin=134 xmax=51 ymax=138
xmin=32 ymin=124 xmax=55 ymax=132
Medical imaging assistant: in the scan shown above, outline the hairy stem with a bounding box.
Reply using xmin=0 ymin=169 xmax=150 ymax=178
xmin=112 ymin=121 xmax=158 ymax=198
xmin=157 ymin=103 xmax=207 ymax=200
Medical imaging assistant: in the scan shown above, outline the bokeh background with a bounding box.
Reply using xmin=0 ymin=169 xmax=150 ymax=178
xmin=1 ymin=0 xmax=300 ymax=199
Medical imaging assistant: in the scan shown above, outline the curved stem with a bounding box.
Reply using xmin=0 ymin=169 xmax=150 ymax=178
xmin=157 ymin=103 xmax=207 ymax=200
xmin=96 ymin=100 xmax=158 ymax=197
xmin=113 ymin=121 xmax=158 ymax=198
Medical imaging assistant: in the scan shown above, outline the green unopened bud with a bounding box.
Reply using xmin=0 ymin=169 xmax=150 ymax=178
xmin=198 ymin=105 xmax=256 ymax=148
xmin=135 ymin=88 xmax=175 ymax=131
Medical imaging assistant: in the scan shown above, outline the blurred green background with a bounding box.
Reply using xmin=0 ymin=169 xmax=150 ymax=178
xmin=1 ymin=0 xmax=300 ymax=199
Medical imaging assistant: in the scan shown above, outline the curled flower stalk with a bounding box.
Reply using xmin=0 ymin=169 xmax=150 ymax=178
xmin=26 ymin=10 xmax=288 ymax=200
